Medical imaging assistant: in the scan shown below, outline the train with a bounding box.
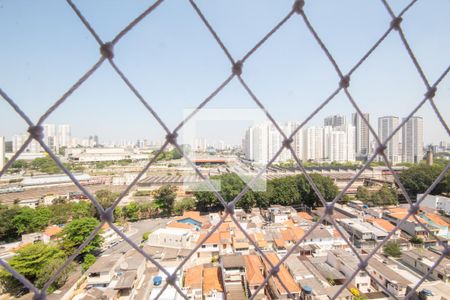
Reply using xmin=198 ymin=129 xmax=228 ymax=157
xmin=0 ymin=186 xmax=25 ymax=194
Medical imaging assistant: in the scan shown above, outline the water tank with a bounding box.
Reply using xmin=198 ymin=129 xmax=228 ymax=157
xmin=303 ymin=285 xmax=313 ymax=294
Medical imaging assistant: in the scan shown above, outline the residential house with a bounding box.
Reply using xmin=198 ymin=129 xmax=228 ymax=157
xmin=86 ymin=253 xmax=123 ymax=288
xmin=203 ymin=267 xmax=224 ymax=300
xmin=244 ymin=255 xmax=266 ymax=300
xmin=368 ymin=256 xmax=412 ymax=297
xmin=262 ymin=252 xmax=301 ymax=300
xmin=268 ymin=205 xmax=296 ymax=224
xmin=147 ymin=227 xmax=196 ymax=249
xmin=114 ymin=250 xmax=146 ymax=298
xmin=197 ymin=232 xmax=220 ymax=261
xmin=221 ymin=255 xmax=246 ymax=300
xmin=184 ymin=265 xmax=203 ymax=300
xmin=42 ymin=225 xmax=62 ymax=244
xmin=402 ymin=248 xmax=450 ymax=283
xmin=338 ymin=218 xmax=387 ymax=249
xmin=418 ymin=194 xmax=450 ymax=215
xmin=326 ymin=250 xmax=371 ymax=293
xmin=232 ymin=230 xmax=250 ymax=255
xmin=366 ymin=218 xmax=401 ymax=240
xmin=383 ymin=208 xmax=440 ymax=246
xmin=420 ymin=213 xmax=449 ymax=239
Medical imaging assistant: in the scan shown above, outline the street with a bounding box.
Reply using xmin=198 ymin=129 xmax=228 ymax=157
xmin=101 ymin=218 xmax=170 ymax=256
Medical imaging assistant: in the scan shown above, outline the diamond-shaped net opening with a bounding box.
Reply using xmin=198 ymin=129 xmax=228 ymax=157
xmin=1 ymin=0 xmax=449 ymax=299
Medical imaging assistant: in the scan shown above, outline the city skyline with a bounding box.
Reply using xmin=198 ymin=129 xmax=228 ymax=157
xmin=1 ymin=1 xmax=449 ymax=145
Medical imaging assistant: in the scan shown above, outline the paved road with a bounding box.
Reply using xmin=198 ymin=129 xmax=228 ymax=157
xmin=102 ymin=218 xmax=170 ymax=255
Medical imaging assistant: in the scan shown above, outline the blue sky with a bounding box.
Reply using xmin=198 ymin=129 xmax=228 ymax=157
xmin=0 ymin=0 xmax=449 ymax=145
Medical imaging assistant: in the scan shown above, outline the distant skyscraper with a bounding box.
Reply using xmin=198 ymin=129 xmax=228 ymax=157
xmin=352 ymin=113 xmax=370 ymax=157
xmin=0 ymin=136 xmax=5 ymax=171
xmin=303 ymin=126 xmax=323 ymax=161
xmin=402 ymin=116 xmax=424 ymax=163
xmin=43 ymin=124 xmax=57 ymax=150
xmin=57 ymin=124 xmax=71 ymax=148
xmin=378 ymin=116 xmax=401 ymax=164
xmin=324 ymin=115 xmax=347 ymax=128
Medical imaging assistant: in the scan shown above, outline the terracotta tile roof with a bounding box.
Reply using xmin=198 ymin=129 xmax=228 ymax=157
xmin=281 ymin=229 xmax=294 ymax=242
xmin=244 ymin=255 xmax=264 ymax=285
xmin=219 ymin=231 xmax=232 ymax=243
xmin=203 ymin=267 xmax=223 ymax=293
xmin=425 ymin=213 xmax=449 ymax=227
xmin=43 ymin=225 xmax=62 ymax=237
xmin=388 ymin=207 xmax=407 ymax=213
xmin=233 ymin=238 xmax=249 ymax=249
xmin=297 ymin=212 xmax=313 ymax=221
xmin=176 ymin=211 xmax=206 ymax=224
xmin=167 ymin=221 xmax=193 ymax=229
xmin=184 ymin=265 xmax=203 ymax=289
xmin=284 ymin=219 xmax=296 ymax=228
xmin=253 ymin=232 xmax=268 ymax=248
xmin=263 ymin=252 xmax=300 ymax=294
xmin=197 ymin=232 xmax=220 ymax=245
xmin=274 ymin=238 xmax=285 ymax=248
xmin=389 ymin=212 xmax=417 ymax=222
xmin=219 ymin=222 xmax=230 ymax=231
xmin=369 ymin=218 xmax=396 ymax=232
xmin=291 ymin=227 xmax=304 ymax=240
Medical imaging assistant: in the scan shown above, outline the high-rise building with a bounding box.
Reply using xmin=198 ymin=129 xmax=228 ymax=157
xmin=352 ymin=113 xmax=370 ymax=157
xmin=402 ymin=116 xmax=424 ymax=163
xmin=243 ymin=120 xmax=356 ymax=164
xmin=0 ymin=136 xmax=5 ymax=171
xmin=302 ymin=126 xmax=323 ymax=161
xmin=324 ymin=115 xmax=347 ymax=128
xmin=378 ymin=116 xmax=401 ymax=164
xmin=323 ymin=124 xmax=355 ymax=162
xmin=57 ymin=124 xmax=71 ymax=148
xmin=43 ymin=124 xmax=57 ymax=150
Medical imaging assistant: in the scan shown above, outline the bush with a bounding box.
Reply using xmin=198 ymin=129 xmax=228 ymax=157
xmin=82 ymin=254 xmax=96 ymax=272
xmin=410 ymin=236 xmax=424 ymax=245
xmin=383 ymin=241 xmax=402 ymax=258
xmin=142 ymin=231 xmax=152 ymax=241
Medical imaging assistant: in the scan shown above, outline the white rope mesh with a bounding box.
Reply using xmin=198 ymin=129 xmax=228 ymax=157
xmin=0 ymin=0 xmax=448 ymax=299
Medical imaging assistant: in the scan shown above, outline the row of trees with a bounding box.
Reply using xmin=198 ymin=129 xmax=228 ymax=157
xmin=399 ymin=162 xmax=449 ymax=198
xmin=355 ymin=185 xmax=398 ymax=206
xmin=194 ymin=173 xmax=339 ymax=211
xmin=9 ymin=156 xmax=83 ymax=174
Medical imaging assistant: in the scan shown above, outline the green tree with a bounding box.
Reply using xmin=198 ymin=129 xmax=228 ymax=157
xmin=173 ymin=197 xmax=196 ymax=215
xmin=399 ymin=163 xmax=449 ymax=198
xmin=10 ymin=160 xmax=28 ymax=170
xmin=371 ymin=185 xmax=398 ymax=206
xmin=153 ymin=185 xmax=177 ymax=216
xmin=12 ymin=206 xmax=51 ymax=235
xmin=82 ymin=253 xmax=96 ymax=272
xmin=59 ymin=217 xmax=103 ymax=256
xmin=30 ymin=156 xmax=61 ymax=174
xmin=95 ymin=190 xmax=120 ymax=209
xmin=0 ymin=243 xmax=66 ymax=294
xmin=123 ymin=202 xmax=140 ymax=221
xmin=356 ymin=186 xmax=371 ymax=201
xmin=0 ymin=205 xmax=21 ymax=241
xmin=383 ymin=241 xmax=402 ymax=258
xmin=409 ymin=236 xmax=424 ymax=245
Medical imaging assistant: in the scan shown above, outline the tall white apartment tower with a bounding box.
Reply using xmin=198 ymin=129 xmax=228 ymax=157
xmin=324 ymin=115 xmax=347 ymax=128
xmin=378 ymin=116 xmax=401 ymax=164
xmin=352 ymin=113 xmax=370 ymax=157
xmin=57 ymin=124 xmax=71 ymax=148
xmin=0 ymin=136 xmax=5 ymax=171
xmin=402 ymin=116 xmax=424 ymax=163
xmin=43 ymin=124 xmax=57 ymax=150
